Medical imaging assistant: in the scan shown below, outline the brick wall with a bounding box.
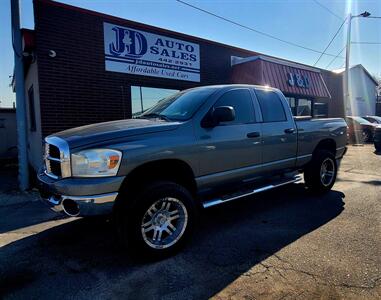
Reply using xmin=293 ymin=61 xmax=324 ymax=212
xmin=321 ymin=70 xmax=345 ymax=118
xmin=34 ymin=0 xmax=257 ymax=136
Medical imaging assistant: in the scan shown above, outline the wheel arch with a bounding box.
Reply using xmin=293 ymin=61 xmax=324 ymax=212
xmin=119 ymin=159 xmax=197 ymax=197
xmin=313 ymin=138 xmax=336 ymax=156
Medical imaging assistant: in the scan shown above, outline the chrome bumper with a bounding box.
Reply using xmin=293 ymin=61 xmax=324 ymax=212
xmin=42 ymin=192 xmax=118 ymax=217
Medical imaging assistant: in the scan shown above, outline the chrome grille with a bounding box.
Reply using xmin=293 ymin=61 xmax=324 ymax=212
xmin=44 ymin=136 xmax=71 ymax=179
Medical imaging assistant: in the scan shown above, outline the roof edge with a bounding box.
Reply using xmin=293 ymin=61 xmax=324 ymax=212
xmin=231 ymin=55 xmax=322 ymax=73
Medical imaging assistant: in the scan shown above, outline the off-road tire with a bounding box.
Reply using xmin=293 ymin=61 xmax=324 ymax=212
xmin=114 ymin=181 xmax=196 ymax=259
xmin=304 ymin=150 xmax=337 ymax=193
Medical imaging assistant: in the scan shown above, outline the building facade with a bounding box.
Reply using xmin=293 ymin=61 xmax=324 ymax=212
xmin=20 ymin=0 xmax=376 ymax=171
xmin=345 ymin=65 xmax=378 ymax=116
xmin=0 ymin=108 xmax=17 ymax=160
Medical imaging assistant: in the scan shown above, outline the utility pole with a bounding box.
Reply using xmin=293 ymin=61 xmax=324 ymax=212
xmin=344 ymin=13 xmax=352 ymax=117
xmin=344 ymin=11 xmax=371 ymax=117
xmin=10 ymin=0 xmax=29 ymax=190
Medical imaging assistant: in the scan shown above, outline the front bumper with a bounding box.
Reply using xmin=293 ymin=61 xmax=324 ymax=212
xmin=37 ymin=170 xmax=124 ymax=216
xmin=43 ymin=192 xmax=118 ymax=216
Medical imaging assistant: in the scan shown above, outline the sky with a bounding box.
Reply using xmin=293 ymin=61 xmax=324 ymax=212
xmin=0 ymin=0 xmax=380 ymax=107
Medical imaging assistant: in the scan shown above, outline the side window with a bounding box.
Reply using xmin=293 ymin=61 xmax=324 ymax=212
xmin=255 ymin=89 xmax=287 ymax=122
xmin=214 ymin=89 xmax=254 ymax=125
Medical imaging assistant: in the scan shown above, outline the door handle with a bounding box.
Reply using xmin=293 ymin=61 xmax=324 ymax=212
xmin=247 ymin=131 xmax=260 ymax=138
xmin=284 ymin=128 xmax=295 ymax=134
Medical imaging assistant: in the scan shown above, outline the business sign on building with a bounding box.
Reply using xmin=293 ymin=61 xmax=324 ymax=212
xmin=103 ymin=22 xmax=200 ymax=82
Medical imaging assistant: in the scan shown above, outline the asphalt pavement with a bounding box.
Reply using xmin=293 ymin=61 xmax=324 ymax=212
xmin=0 ymin=145 xmax=380 ymax=299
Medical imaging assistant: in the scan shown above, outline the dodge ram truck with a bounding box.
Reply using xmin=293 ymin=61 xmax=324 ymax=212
xmin=38 ymin=84 xmax=347 ymax=257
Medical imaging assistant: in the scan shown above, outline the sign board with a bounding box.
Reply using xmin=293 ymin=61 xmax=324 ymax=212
xmin=287 ymin=72 xmax=310 ymax=88
xmin=103 ymin=22 xmax=200 ymax=82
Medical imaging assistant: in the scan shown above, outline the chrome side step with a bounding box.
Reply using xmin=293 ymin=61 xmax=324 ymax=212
xmin=202 ymin=175 xmax=302 ymax=208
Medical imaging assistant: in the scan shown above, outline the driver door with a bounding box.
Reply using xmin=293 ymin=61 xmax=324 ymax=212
xmin=196 ymin=88 xmax=262 ymax=188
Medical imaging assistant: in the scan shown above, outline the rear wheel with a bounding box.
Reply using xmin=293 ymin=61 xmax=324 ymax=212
xmin=362 ymin=129 xmax=373 ymax=143
xmin=115 ymin=181 xmax=196 ymax=259
xmin=304 ymin=150 xmax=337 ymax=193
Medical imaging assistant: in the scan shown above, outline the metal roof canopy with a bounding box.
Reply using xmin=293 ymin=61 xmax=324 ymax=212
xmin=231 ymin=55 xmax=331 ymax=99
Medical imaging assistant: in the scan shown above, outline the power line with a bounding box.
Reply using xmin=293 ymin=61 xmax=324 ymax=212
xmin=312 ymin=0 xmax=344 ymax=21
xmin=314 ymin=17 xmax=347 ymax=66
xmin=325 ymin=46 xmax=346 ymax=69
xmin=334 ymin=63 xmax=345 ymax=70
xmin=352 ymin=41 xmax=381 ymax=45
xmin=176 ymin=0 xmax=344 ymax=58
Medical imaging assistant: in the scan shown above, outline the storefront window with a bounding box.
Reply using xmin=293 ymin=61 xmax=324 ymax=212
xmin=297 ymin=98 xmax=312 ymax=116
xmin=314 ymin=102 xmax=328 ymax=118
xmin=286 ymin=97 xmax=297 ymax=115
xmin=131 ymin=86 xmax=179 ymax=116
xmin=285 ymin=96 xmax=313 ymax=117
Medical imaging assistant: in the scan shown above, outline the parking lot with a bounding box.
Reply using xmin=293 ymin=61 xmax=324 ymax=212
xmin=0 ymin=145 xmax=380 ymax=299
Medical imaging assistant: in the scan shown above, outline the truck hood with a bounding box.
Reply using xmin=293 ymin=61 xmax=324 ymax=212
xmin=52 ymin=118 xmax=181 ymax=148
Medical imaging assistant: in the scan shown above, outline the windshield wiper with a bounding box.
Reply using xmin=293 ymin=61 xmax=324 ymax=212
xmin=138 ymin=113 xmax=172 ymax=122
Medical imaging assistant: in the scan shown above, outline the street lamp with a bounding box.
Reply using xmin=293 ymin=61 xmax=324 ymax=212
xmin=344 ymin=11 xmax=371 ymax=116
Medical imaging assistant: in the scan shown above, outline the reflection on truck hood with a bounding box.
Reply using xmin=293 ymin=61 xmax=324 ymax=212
xmin=52 ymin=118 xmax=181 ymax=148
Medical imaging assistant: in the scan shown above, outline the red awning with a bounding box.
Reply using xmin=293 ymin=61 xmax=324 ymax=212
xmin=231 ymin=56 xmax=331 ymax=99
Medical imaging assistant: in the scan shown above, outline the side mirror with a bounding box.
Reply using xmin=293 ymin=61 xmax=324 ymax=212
xmin=211 ymin=106 xmax=235 ymax=125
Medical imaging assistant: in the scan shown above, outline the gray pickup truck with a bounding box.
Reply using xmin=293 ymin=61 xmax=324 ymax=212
xmin=38 ymin=84 xmax=347 ymax=257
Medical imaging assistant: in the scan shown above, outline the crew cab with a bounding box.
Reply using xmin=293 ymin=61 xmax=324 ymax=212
xmin=38 ymin=84 xmax=347 ymax=258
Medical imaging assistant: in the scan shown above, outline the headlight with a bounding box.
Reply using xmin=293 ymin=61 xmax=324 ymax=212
xmin=71 ymin=149 xmax=122 ymax=177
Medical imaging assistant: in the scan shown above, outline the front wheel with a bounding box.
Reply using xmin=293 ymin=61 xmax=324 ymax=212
xmin=304 ymin=150 xmax=337 ymax=193
xmin=115 ymin=181 xmax=196 ymax=259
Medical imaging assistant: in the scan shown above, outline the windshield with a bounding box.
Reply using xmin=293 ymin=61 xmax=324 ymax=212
xmin=139 ymin=88 xmax=216 ymax=121
xmin=349 ymin=116 xmax=373 ymax=125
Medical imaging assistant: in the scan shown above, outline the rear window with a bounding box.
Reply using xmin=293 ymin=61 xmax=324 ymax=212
xmin=255 ymin=89 xmax=287 ymax=122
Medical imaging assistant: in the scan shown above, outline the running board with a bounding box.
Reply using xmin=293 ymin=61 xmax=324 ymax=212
xmin=202 ymin=175 xmax=302 ymax=208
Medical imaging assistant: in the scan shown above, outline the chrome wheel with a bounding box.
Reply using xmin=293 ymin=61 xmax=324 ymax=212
xmin=141 ymin=197 xmax=188 ymax=249
xmin=320 ymin=158 xmax=335 ymax=187
xmin=362 ymin=130 xmax=372 ymax=143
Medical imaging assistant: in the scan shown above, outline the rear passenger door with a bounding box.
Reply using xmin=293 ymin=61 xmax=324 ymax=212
xmin=254 ymin=88 xmax=297 ymax=173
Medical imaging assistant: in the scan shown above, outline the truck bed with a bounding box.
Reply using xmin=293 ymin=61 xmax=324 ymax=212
xmin=295 ymin=117 xmax=347 ymax=167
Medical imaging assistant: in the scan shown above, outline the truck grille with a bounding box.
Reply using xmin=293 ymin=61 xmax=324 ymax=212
xmin=44 ymin=137 xmax=71 ymax=179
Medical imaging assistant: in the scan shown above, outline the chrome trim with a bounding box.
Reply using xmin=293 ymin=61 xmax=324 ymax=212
xmin=61 ymin=192 xmax=118 ymax=203
xmin=43 ymin=192 xmax=118 ymax=216
xmin=48 ymin=195 xmax=60 ymax=206
xmin=44 ymin=169 xmax=59 ymax=180
xmin=47 ymin=156 xmax=61 ymax=162
xmin=44 ymin=136 xmax=71 ymax=179
xmin=202 ymin=175 xmax=302 ymax=208
xmin=141 ymin=197 xmax=188 ymax=249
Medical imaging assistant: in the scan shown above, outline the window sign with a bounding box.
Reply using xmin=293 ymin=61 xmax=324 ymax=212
xmin=104 ymin=22 xmax=200 ymax=82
